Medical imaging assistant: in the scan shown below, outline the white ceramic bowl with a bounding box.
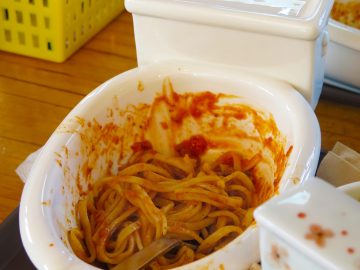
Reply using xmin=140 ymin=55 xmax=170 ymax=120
xmin=19 ymin=61 xmax=321 ymax=270
xmin=325 ymin=17 xmax=360 ymax=91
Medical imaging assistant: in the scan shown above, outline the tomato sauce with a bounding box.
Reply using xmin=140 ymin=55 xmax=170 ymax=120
xmin=131 ymin=140 xmax=153 ymax=152
xmin=175 ymin=135 xmax=208 ymax=158
xmin=59 ymin=80 xmax=291 ymax=228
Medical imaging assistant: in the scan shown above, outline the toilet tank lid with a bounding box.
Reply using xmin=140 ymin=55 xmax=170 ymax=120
xmin=126 ymin=0 xmax=334 ymax=40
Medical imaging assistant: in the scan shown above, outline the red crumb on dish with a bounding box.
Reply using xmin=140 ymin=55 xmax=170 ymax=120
xmin=175 ymin=135 xmax=208 ymax=158
xmin=348 ymin=248 xmax=355 ymax=254
xmin=160 ymin=121 xmax=169 ymax=130
xmin=341 ymin=230 xmax=348 ymax=236
xmin=297 ymin=212 xmax=306 ymax=219
xmin=131 ymin=140 xmax=153 ymax=152
xmin=112 ymin=135 xmax=120 ymax=144
xmin=189 ymin=92 xmax=218 ymax=118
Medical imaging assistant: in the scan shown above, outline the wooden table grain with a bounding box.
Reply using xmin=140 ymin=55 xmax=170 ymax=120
xmin=0 ymin=12 xmax=359 ymax=223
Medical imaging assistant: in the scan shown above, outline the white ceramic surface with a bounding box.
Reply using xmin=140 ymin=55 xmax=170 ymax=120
xmin=20 ymin=61 xmax=321 ymax=270
xmin=127 ymin=0 xmax=332 ymax=38
xmin=126 ymin=0 xmax=333 ymax=108
xmin=255 ymin=177 xmax=360 ymax=270
xmin=325 ymin=19 xmax=360 ymax=89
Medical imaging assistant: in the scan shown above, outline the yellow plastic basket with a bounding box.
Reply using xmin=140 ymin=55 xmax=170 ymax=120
xmin=0 ymin=0 xmax=124 ymax=62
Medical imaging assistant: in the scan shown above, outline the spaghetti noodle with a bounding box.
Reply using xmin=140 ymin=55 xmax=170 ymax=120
xmin=66 ymin=80 xmax=290 ymax=269
xmin=68 ymin=138 xmax=265 ymax=269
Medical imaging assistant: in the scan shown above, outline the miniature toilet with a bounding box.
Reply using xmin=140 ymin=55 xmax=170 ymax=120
xmin=19 ymin=1 xmax=335 ymax=270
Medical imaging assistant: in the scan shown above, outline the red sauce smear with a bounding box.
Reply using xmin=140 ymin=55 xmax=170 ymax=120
xmin=164 ymin=91 xmax=222 ymax=124
xmin=160 ymin=121 xmax=169 ymax=130
xmin=219 ymin=154 xmax=234 ymax=166
xmin=189 ymin=92 xmax=218 ymax=118
xmin=297 ymin=212 xmax=307 ymax=219
xmin=175 ymin=135 xmax=208 ymax=158
xmin=131 ymin=140 xmax=153 ymax=152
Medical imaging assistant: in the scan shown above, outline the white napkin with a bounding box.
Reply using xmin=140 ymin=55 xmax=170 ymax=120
xmin=316 ymin=142 xmax=360 ymax=187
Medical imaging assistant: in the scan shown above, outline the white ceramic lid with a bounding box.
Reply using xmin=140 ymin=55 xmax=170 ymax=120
xmin=165 ymin=0 xmax=313 ymax=18
xmin=255 ymin=177 xmax=360 ymax=270
xmin=126 ymin=0 xmax=334 ymax=40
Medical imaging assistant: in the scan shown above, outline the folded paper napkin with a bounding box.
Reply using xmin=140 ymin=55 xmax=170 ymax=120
xmin=316 ymin=142 xmax=360 ymax=187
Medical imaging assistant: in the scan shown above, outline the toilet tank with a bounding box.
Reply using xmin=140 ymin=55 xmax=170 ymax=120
xmin=126 ymin=0 xmax=333 ymax=108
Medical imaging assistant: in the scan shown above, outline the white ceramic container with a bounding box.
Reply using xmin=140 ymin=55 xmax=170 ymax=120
xmin=20 ymin=61 xmax=321 ymax=270
xmin=126 ymin=0 xmax=333 ymax=108
xmin=325 ymin=18 xmax=360 ymax=91
xmin=254 ymin=177 xmax=360 ymax=270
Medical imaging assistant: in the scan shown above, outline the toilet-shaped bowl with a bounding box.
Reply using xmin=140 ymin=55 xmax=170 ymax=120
xmin=20 ymin=61 xmax=321 ymax=270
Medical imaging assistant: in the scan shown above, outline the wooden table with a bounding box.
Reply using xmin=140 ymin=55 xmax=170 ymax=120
xmin=0 ymin=12 xmax=359 ymax=223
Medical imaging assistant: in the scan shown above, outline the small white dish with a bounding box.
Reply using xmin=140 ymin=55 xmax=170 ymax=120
xmin=255 ymin=177 xmax=360 ymax=270
xmin=326 ymin=17 xmax=360 ymax=90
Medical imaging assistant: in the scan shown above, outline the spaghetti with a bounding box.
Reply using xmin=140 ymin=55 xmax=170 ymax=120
xmin=66 ymin=80 xmax=290 ymax=269
xmin=68 ymin=138 xmax=264 ymax=269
